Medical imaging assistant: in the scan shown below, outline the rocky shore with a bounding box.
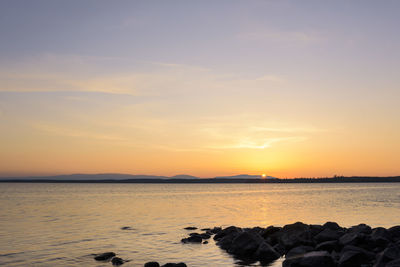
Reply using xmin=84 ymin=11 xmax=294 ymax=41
xmin=179 ymin=222 xmax=400 ymax=267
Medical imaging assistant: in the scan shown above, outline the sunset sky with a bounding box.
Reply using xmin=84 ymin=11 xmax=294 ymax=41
xmin=0 ymin=1 xmax=399 ymax=178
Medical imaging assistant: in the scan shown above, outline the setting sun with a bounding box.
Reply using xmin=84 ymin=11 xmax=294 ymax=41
xmin=261 ymin=174 xmax=267 ymax=178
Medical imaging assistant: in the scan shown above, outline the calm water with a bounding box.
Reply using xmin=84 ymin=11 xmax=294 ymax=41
xmin=0 ymin=183 xmax=399 ymax=266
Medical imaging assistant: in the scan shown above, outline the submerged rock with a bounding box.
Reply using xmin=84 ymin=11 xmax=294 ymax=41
xmin=94 ymin=252 xmax=116 ymax=261
xmin=184 ymin=226 xmax=197 ymax=230
xmin=144 ymin=262 xmax=160 ymax=267
xmin=161 ymin=263 xmax=187 ymax=267
xmin=111 ymin=257 xmax=124 ymax=265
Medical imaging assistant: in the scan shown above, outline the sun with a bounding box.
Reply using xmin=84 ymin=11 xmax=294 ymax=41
xmin=261 ymin=174 xmax=267 ymax=178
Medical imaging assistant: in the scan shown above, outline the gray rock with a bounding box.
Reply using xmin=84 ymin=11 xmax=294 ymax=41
xmin=323 ymin=222 xmax=342 ymax=231
xmin=348 ymin=223 xmax=372 ymax=234
xmin=283 ymin=251 xmax=336 ymax=267
xmin=94 ymin=252 xmax=116 ymax=261
xmin=375 ymin=243 xmax=400 ymax=266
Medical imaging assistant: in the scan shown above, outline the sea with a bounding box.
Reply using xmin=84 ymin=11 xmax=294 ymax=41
xmin=0 ymin=183 xmax=399 ymax=266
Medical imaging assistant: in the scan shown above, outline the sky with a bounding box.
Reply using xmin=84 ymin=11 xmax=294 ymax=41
xmin=0 ymin=0 xmax=399 ymax=178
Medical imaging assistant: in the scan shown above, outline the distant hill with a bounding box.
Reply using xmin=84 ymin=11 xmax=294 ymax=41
xmin=215 ymin=174 xmax=277 ymax=179
xmin=0 ymin=173 xmax=199 ymax=180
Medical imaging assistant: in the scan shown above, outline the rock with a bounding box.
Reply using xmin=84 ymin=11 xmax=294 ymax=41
xmin=348 ymin=223 xmax=372 ymax=234
xmin=375 ymin=243 xmax=400 ymax=266
xmin=203 ymin=241 xmax=208 ymax=244
xmin=184 ymin=226 xmax=197 ymax=230
xmin=315 ymin=228 xmax=343 ymax=243
xmin=339 ymin=233 xmax=366 ymax=247
xmin=386 ymin=259 xmax=400 ymax=267
xmin=323 ymin=222 xmax=342 ymax=231
xmin=338 ymin=250 xmax=372 ymax=267
xmin=315 ymin=240 xmax=340 ymax=252
xmin=388 ymin=226 xmax=400 ymax=241
xmin=255 ymin=242 xmax=280 ymax=262
xmin=120 ymin=226 xmax=133 ymax=230
xmin=201 ymin=228 xmax=211 ymax=231
xmin=228 ymin=231 xmax=264 ymax=257
xmin=200 ymin=233 xmax=211 ymax=239
xmin=216 ymin=231 xmax=240 ymax=250
xmin=181 ymin=235 xmax=202 ymax=243
xmin=340 ymin=245 xmax=375 ymax=261
xmin=161 ymin=263 xmax=187 ymax=267
xmin=309 ymin=224 xmax=324 ymax=237
xmin=94 ymin=252 xmax=116 ymax=261
xmin=262 ymin=226 xmax=282 ymax=246
xmin=283 ymin=251 xmax=336 ymax=267
xmin=273 ymin=243 xmax=286 ymax=256
xmin=213 ymin=226 xmax=241 ymax=241
xmin=371 ymin=227 xmax=391 ymax=248
xmin=144 ymin=262 xmax=160 ymax=267
xmin=286 ymin=245 xmax=314 ymax=258
xmin=210 ymin=227 xmax=222 ymax=234
xmin=111 ymin=257 xmax=124 ymax=266
xmin=279 ymin=222 xmax=314 ymax=250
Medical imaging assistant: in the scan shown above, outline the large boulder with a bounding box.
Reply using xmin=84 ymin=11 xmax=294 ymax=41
xmin=278 ymin=222 xmax=314 ymax=250
xmin=338 ymin=250 xmax=372 ymax=267
xmin=371 ymin=227 xmax=391 ymax=248
xmin=323 ymin=222 xmax=342 ymax=231
xmin=375 ymin=243 xmax=400 ymax=267
xmin=388 ymin=226 xmax=400 ymax=241
xmin=283 ymin=251 xmax=336 ymax=267
xmin=213 ymin=226 xmax=241 ymax=241
xmin=255 ymin=242 xmax=280 ymax=262
xmin=315 ymin=228 xmax=343 ymax=243
xmin=228 ymin=231 xmax=264 ymax=257
xmin=216 ymin=231 xmax=240 ymax=250
xmin=286 ymin=245 xmax=314 ymax=258
xmin=315 ymin=240 xmax=340 ymax=252
xmin=348 ymin=224 xmax=372 ymax=235
xmin=339 ymin=233 xmax=367 ymax=247
xmin=94 ymin=252 xmax=116 ymax=261
xmin=340 ymin=245 xmax=375 ymax=262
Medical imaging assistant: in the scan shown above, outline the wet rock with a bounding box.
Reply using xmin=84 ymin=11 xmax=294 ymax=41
xmin=273 ymin=243 xmax=286 ymax=256
xmin=283 ymin=251 xmax=336 ymax=267
xmin=213 ymin=226 xmax=241 ymax=241
xmin=144 ymin=262 xmax=160 ymax=267
xmin=120 ymin=226 xmax=133 ymax=230
xmin=200 ymin=233 xmax=211 ymax=239
xmin=315 ymin=228 xmax=343 ymax=243
xmin=286 ymin=245 xmax=314 ymax=258
xmin=184 ymin=226 xmax=197 ymax=230
xmin=255 ymin=242 xmax=280 ymax=262
xmin=111 ymin=257 xmax=124 ymax=266
xmin=203 ymin=241 xmax=208 ymax=244
xmin=228 ymin=231 xmax=264 ymax=257
xmin=161 ymin=263 xmax=187 ymax=267
xmin=315 ymin=240 xmax=340 ymax=252
xmin=210 ymin=227 xmax=222 ymax=234
xmin=216 ymin=231 xmax=240 ymax=250
xmin=94 ymin=252 xmax=116 ymax=261
xmin=201 ymin=228 xmax=211 ymax=231
xmin=181 ymin=235 xmax=202 ymax=243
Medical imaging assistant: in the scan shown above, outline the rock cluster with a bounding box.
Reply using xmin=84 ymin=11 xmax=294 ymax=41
xmin=94 ymin=252 xmax=126 ymax=266
xmin=207 ymin=222 xmax=400 ymax=266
